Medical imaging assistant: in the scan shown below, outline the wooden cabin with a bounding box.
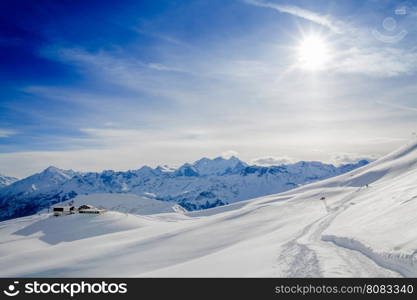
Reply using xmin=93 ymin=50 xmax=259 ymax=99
xmin=53 ymin=206 xmax=76 ymax=216
xmin=78 ymin=204 xmax=106 ymax=214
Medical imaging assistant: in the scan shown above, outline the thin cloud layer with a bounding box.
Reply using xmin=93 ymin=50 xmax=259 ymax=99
xmin=330 ymin=152 xmax=378 ymax=166
xmin=0 ymin=129 xmax=18 ymax=138
xmin=245 ymin=0 xmax=342 ymax=33
xmin=252 ymin=156 xmax=295 ymax=166
xmin=1 ymin=0 xmax=417 ymax=176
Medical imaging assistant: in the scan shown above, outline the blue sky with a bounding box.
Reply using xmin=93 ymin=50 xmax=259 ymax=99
xmin=1 ymin=0 xmax=417 ymax=177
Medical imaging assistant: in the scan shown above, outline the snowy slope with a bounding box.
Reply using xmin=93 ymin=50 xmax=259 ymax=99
xmin=0 ymin=157 xmax=368 ymax=221
xmin=1 ymin=141 xmax=417 ymax=277
xmin=0 ymin=174 xmax=18 ymax=188
xmin=54 ymin=193 xmax=187 ymax=215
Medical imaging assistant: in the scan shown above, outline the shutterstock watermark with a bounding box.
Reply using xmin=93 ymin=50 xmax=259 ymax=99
xmin=372 ymin=6 xmax=408 ymax=43
xmin=2 ymin=280 xmax=127 ymax=297
xmin=3 ymin=281 xmax=20 ymax=297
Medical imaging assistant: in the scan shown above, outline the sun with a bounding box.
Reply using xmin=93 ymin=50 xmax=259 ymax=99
xmin=297 ymin=35 xmax=330 ymax=71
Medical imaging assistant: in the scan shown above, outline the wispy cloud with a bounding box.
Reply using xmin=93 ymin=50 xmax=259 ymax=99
xmin=332 ymin=47 xmax=417 ymax=77
xmin=244 ymin=0 xmax=342 ymax=33
xmin=0 ymin=129 xmax=18 ymax=138
xmin=134 ymin=26 xmax=188 ymax=47
xmin=42 ymin=47 xmax=197 ymax=97
xmin=376 ymin=101 xmax=417 ymax=113
xmin=147 ymin=63 xmax=186 ymax=72
xmin=221 ymin=150 xmax=239 ymax=159
xmin=44 ymin=47 xmax=189 ymax=76
xmin=252 ymin=156 xmax=295 ymax=166
xmin=330 ymin=152 xmax=378 ymax=166
xmin=244 ymin=1 xmax=417 ymax=78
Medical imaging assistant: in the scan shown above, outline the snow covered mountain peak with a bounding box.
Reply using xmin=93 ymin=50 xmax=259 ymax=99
xmin=192 ymin=155 xmax=248 ymax=175
xmin=0 ymin=166 xmax=78 ymax=204
xmin=175 ymin=163 xmax=199 ymax=177
xmin=0 ymin=174 xmax=18 ymax=188
xmin=44 ymin=165 xmax=61 ymax=172
xmin=41 ymin=166 xmax=77 ymax=179
xmin=155 ymin=165 xmax=176 ymax=173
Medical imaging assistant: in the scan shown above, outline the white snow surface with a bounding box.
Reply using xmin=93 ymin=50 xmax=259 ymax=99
xmin=2 ymin=142 xmax=417 ymax=277
xmin=51 ymin=193 xmax=187 ymax=215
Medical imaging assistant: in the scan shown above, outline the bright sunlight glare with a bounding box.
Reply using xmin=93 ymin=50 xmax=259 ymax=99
xmin=297 ymin=35 xmax=330 ymax=71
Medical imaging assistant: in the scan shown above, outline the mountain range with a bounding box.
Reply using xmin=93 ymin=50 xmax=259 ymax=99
xmin=0 ymin=156 xmax=369 ymax=221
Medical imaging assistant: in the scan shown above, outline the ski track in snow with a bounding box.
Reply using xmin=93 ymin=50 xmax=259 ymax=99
xmin=275 ymin=188 xmax=401 ymax=277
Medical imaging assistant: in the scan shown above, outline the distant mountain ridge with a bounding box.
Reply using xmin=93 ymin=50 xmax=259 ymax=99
xmin=0 ymin=156 xmax=370 ymax=221
xmin=0 ymin=174 xmax=19 ymax=188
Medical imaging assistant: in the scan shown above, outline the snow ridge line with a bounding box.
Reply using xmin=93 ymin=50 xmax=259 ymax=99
xmin=322 ymin=235 xmax=417 ymax=277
